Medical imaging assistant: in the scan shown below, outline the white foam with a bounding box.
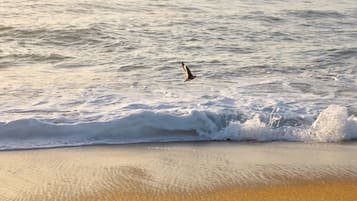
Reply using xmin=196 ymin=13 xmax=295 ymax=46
xmin=216 ymin=105 xmax=357 ymax=142
xmin=0 ymin=105 xmax=356 ymax=150
xmin=311 ymin=105 xmax=349 ymax=142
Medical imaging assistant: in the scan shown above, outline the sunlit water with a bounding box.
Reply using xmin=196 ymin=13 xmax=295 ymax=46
xmin=0 ymin=0 xmax=356 ymax=149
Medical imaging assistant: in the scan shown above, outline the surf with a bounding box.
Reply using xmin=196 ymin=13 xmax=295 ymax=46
xmin=0 ymin=105 xmax=356 ymax=150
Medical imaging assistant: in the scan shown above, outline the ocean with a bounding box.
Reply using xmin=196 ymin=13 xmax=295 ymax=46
xmin=0 ymin=0 xmax=356 ymax=150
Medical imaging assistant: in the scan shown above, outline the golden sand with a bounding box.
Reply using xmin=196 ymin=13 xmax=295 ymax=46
xmin=80 ymin=179 xmax=357 ymax=201
xmin=1 ymin=142 xmax=357 ymax=201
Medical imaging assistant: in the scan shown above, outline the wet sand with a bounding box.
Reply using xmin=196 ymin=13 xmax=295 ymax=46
xmin=0 ymin=142 xmax=356 ymax=201
xmin=82 ymin=180 xmax=357 ymax=201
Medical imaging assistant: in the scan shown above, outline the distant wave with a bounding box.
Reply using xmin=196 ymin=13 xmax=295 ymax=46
xmin=287 ymin=10 xmax=346 ymax=19
xmin=0 ymin=105 xmax=356 ymax=151
xmin=1 ymin=25 xmax=116 ymax=48
xmin=0 ymin=53 xmax=72 ymax=64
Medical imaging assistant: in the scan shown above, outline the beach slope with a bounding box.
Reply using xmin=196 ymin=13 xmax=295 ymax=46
xmin=1 ymin=142 xmax=356 ymax=201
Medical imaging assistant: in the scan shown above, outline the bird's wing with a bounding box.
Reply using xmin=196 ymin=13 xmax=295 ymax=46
xmin=182 ymin=64 xmax=188 ymax=73
xmin=182 ymin=63 xmax=189 ymax=79
xmin=185 ymin=66 xmax=194 ymax=78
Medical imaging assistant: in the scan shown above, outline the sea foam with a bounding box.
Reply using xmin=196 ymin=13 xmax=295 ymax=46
xmin=0 ymin=105 xmax=356 ymax=150
xmin=217 ymin=105 xmax=356 ymax=142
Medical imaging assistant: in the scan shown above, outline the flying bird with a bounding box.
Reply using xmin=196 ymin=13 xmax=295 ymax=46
xmin=181 ymin=62 xmax=196 ymax=81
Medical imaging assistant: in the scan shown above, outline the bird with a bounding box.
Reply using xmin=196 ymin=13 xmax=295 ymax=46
xmin=181 ymin=62 xmax=196 ymax=81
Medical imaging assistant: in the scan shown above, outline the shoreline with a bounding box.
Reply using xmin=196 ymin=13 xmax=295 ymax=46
xmin=2 ymin=140 xmax=357 ymax=152
xmin=1 ymin=142 xmax=356 ymax=201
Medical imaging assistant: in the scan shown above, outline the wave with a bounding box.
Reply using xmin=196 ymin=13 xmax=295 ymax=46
xmin=0 ymin=53 xmax=72 ymax=64
xmin=287 ymin=10 xmax=346 ymax=19
xmin=217 ymin=105 xmax=357 ymax=142
xmin=0 ymin=105 xmax=356 ymax=150
xmin=2 ymin=25 xmax=113 ymax=48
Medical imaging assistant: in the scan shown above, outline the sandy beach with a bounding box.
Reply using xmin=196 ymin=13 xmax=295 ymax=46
xmin=1 ymin=142 xmax=357 ymax=201
xmin=2 ymin=0 xmax=357 ymax=200
xmin=82 ymin=180 xmax=357 ymax=201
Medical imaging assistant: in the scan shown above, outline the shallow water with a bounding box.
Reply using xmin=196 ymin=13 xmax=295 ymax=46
xmin=0 ymin=0 xmax=356 ymax=149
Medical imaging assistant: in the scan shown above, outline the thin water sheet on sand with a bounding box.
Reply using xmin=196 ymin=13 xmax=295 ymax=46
xmin=0 ymin=142 xmax=357 ymax=201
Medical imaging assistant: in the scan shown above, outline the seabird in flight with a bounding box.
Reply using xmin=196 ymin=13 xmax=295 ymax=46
xmin=181 ymin=62 xmax=196 ymax=81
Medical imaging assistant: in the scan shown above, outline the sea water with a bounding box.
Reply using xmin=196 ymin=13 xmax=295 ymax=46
xmin=0 ymin=0 xmax=356 ymax=150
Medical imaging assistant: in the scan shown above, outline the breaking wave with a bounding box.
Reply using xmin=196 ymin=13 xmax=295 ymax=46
xmin=0 ymin=105 xmax=356 ymax=150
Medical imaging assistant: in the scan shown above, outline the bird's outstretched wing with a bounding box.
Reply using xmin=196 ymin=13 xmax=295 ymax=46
xmin=181 ymin=62 xmax=196 ymax=81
